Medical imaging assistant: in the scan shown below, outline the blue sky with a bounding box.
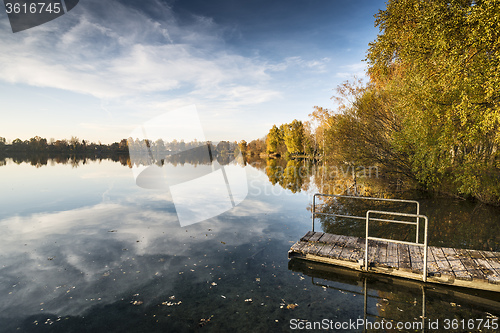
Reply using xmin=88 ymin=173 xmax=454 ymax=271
xmin=0 ymin=0 xmax=386 ymax=143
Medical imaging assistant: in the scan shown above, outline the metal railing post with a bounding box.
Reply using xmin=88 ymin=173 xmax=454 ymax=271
xmin=423 ymin=216 xmax=428 ymax=282
xmin=416 ymin=202 xmax=420 ymax=244
xmin=312 ymin=194 xmax=316 ymax=232
xmin=365 ymin=211 xmax=369 ymax=271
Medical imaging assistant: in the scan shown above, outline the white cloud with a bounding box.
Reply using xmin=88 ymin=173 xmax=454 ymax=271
xmin=336 ymin=62 xmax=368 ymax=78
xmin=0 ymin=0 xmax=278 ymax=106
xmin=267 ymin=56 xmax=331 ymax=73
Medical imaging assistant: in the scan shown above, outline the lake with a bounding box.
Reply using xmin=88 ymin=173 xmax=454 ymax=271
xmin=0 ymin=157 xmax=499 ymax=332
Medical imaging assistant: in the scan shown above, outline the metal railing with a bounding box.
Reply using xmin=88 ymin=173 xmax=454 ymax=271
xmin=311 ymin=193 xmax=429 ymax=282
xmin=365 ymin=210 xmax=429 ymax=282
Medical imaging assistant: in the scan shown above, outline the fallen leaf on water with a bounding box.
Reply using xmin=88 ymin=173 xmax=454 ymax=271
xmin=286 ymin=303 xmax=298 ymax=310
xmin=199 ymin=316 xmax=213 ymax=327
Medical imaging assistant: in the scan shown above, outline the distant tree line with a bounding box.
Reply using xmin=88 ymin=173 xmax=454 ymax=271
xmin=0 ymin=136 xmax=245 ymax=167
xmin=0 ymin=136 xmax=129 ymax=155
xmin=127 ymin=138 xmax=239 ymax=166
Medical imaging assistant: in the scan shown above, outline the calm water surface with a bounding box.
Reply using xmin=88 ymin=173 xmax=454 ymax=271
xmin=0 ymin=158 xmax=499 ymax=332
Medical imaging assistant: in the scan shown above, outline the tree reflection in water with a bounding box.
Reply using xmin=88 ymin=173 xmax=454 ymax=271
xmin=255 ymin=159 xmax=500 ymax=252
xmin=3 ymin=155 xmax=499 ymax=251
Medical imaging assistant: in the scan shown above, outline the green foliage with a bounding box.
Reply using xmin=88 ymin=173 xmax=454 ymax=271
xmin=237 ymin=140 xmax=247 ymax=154
xmin=266 ymin=125 xmax=283 ymax=154
xmin=312 ymin=0 xmax=500 ymax=203
xmin=282 ymin=119 xmax=305 ymax=155
xmin=0 ymin=137 xmax=5 ymax=152
xmin=247 ymin=138 xmax=266 ymax=155
xmin=265 ymin=120 xmax=311 ymax=157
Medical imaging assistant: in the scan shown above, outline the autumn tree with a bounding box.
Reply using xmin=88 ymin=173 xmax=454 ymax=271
xmin=365 ymin=0 xmax=500 ymax=202
xmin=282 ymin=119 xmax=306 ymax=155
xmin=237 ymin=140 xmax=247 ymax=155
xmin=266 ymin=125 xmax=284 ymax=155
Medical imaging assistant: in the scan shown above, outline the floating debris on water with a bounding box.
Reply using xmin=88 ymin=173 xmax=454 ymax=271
xmin=486 ymin=312 xmax=498 ymax=319
xmin=130 ymin=300 xmax=143 ymax=306
xmin=162 ymin=301 xmax=182 ymax=306
xmin=245 ymin=298 xmax=252 ymax=303
xmin=286 ymin=303 xmax=298 ymax=310
xmin=199 ymin=316 xmax=213 ymax=327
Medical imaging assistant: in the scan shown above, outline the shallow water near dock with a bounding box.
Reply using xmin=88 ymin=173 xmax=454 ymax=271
xmin=0 ymin=158 xmax=499 ymax=332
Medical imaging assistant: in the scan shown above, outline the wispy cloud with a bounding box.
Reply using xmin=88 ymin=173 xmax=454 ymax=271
xmin=0 ymin=0 xmax=277 ymax=106
xmin=335 ymin=62 xmax=368 ymax=78
xmin=267 ymin=56 xmax=331 ymax=73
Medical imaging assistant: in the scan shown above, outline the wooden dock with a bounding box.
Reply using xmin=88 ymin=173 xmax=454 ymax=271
xmin=288 ymin=231 xmax=500 ymax=292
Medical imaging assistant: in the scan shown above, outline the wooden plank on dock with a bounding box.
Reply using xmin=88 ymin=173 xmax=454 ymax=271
xmin=308 ymin=232 xmax=324 ymax=242
xmin=317 ymin=235 xmax=342 ymax=257
xmin=302 ymin=241 xmax=323 ymax=255
xmin=441 ymin=248 xmax=472 ymax=281
xmin=425 ymin=246 xmax=441 ymax=277
xmin=429 ymin=247 xmax=454 ymax=278
xmin=308 ymin=234 xmax=336 ymax=255
xmin=479 ymin=251 xmax=500 ymax=276
xmin=289 ymin=241 xmax=308 ymax=253
xmin=409 ymin=244 xmax=424 ymax=273
xmin=455 ymin=249 xmax=487 ymax=281
xmin=300 ymin=231 xmax=315 ymax=242
xmin=386 ymin=242 xmax=398 ymax=269
xmin=397 ymin=244 xmax=411 ymax=271
xmin=372 ymin=240 xmax=388 ymax=267
xmin=289 ymin=231 xmax=500 ymax=292
xmin=318 ymin=233 xmax=335 ymax=244
xmin=327 ymin=236 xmax=347 ymax=259
xmin=367 ymin=240 xmax=377 ymax=265
xmin=482 ymin=251 xmax=500 ymax=263
xmin=350 ymin=237 xmax=365 ymax=262
xmin=468 ymin=250 xmax=500 ymax=284
xmin=338 ymin=236 xmax=361 ymax=262
xmin=316 ymin=243 xmax=335 ymax=257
